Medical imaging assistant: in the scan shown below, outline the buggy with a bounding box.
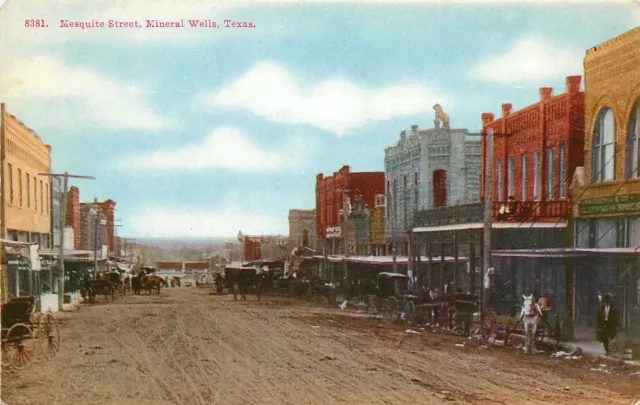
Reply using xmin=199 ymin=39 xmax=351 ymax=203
xmin=1 ymin=296 xmax=60 ymax=369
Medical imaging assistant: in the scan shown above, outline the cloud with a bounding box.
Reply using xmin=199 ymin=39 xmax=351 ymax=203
xmin=471 ymin=36 xmax=583 ymax=84
xmin=130 ymin=206 xmax=286 ymax=238
xmin=121 ymin=126 xmax=304 ymax=171
xmin=200 ymin=62 xmax=448 ymax=136
xmin=1 ymin=55 xmax=171 ymax=132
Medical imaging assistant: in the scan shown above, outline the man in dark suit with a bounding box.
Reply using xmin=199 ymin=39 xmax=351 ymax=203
xmin=595 ymin=293 xmax=619 ymax=356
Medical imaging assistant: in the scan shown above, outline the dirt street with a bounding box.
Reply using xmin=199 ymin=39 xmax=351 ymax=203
xmin=2 ymin=288 xmax=639 ymax=405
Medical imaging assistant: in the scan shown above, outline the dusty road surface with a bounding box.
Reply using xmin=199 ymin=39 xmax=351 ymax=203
xmin=2 ymin=288 xmax=639 ymax=405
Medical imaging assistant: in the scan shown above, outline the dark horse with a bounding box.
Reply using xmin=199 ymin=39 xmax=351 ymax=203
xmin=141 ymin=274 xmax=167 ymax=295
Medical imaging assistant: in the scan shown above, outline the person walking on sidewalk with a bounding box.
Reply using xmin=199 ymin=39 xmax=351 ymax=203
xmin=595 ymin=293 xmax=619 ymax=356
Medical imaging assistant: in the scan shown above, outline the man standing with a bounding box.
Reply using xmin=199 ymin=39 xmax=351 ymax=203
xmin=595 ymin=293 xmax=619 ymax=356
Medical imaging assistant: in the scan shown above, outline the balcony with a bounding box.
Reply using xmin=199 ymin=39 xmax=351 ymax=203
xmin=492 ymin=200 xmax=568 ymax=222
xmin=414 ymin=203 xmax=484 ymax=227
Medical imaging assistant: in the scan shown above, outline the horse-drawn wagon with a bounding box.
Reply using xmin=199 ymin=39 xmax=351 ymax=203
xmin=1 ymin=296 xmax=60 ymax=369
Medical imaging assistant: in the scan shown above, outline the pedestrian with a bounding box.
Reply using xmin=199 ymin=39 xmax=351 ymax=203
xmin=595 ymin=293 xmax=619 ymax=356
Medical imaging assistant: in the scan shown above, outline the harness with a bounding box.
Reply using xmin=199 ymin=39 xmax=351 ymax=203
xmin=522 ymin=303 xmax=541 ymax=318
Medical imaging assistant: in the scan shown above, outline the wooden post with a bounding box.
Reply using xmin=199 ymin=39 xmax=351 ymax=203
xmin=469 ymin=236 xmax=476 ymax=295
xmin=440 ymin=241 xmax=445 ymax=291
xmin=427 ymin=241 xmax=433 ymax=287
xmin=453 ymin=232 xmax=458 ymax=291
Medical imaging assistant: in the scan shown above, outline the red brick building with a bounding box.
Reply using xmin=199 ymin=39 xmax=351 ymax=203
xmin=65 ymin=186 xmax=81 ymax=249
xmin=315 ymin=165 xmax=384 ymax=240
xmin=481 ymin=75 xmax=585 ymax=222
xmin=156 ymin=262 xmax=182 ymax=270
xmin=184 ymin=262 xmax=210 ymax=271
xmin=96 ymin=199 xmax=117 ymax=252
xmin=243 ymin=237 xmax=261 ymax=262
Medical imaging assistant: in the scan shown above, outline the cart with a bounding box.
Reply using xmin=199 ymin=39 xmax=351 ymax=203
xmin=1 ymin=296 xmax=61 ymax=370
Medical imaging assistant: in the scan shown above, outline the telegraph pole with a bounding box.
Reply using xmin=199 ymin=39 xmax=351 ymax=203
xmin=482 ymin=128 xmax=494 ymax=313
xmin=38 ymin=172 xmax=94 ymax=311
xmin=342 ymin=189 xmax=349 ymax=281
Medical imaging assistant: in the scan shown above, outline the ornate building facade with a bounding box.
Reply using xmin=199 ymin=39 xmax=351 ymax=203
xmin=570 ymin=26 xmax=640 ymax=334
xmin=384 ymin=109 xmax=482 ymax=253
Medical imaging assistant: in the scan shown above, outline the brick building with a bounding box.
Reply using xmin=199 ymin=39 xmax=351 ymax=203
xmin=65 ymin=186 xmax=81 ymax=249
xmin=315 ymin=165 xmax=384 ymax=254
xmin=2 ymin=104 xmax=52 ymax=247
xmin=477 ymin=76 xmax=585 ymax=320
xmin=243 ymin=236 xmax=261 ymax=262
xmin=96 ymin=199 xmax=117 ymax=252
xmin=570 ymin=27 xmax=640 ymax=335
xmin=482 ymin=75 xmax=585 ymax=221
xmin=79 ymin=201 xmax=108 ymax=252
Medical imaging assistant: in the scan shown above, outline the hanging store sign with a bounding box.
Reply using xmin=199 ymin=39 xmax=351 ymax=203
xmin=579 ymin=193 xmax=640 ymax=216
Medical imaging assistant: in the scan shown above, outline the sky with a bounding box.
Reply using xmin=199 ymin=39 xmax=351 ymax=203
xmin=0 ymin=0 xmax=639 ymax=239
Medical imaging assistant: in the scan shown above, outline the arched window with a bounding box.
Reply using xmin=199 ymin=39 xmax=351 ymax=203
xmin=626 ymin=99 xmax=640 ymax=178
xmin=592 ymin=107 xmax=616 ymax=183
xmin=302 ymin=230 xmax=309 ymax=247
xmin=433 ymin=170 xmax=447 ymax=207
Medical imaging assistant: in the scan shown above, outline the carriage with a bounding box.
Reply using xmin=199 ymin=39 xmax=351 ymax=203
xmin=102 ymin=271 xmax=126 ymax=296
xmin=480 ymin=301 xmax=561 ymax=350
xmin=84 ymin=278 xmax=116 ymax=303
xmin=402 ymin=292 xmax=479 ymax=336
xmin=1 ymin=296 xmax=60 ymax=370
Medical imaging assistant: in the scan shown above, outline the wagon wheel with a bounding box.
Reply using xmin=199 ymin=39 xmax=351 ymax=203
xmin=40 ymin=313 xmax=60 ymax=359
xmin=381 ymin=298 xmax=398 ymax=324
xmin=4 ymin=323 xmax=37 ymax=369
xmin=481 ymin=309 xmax=498 ymax=346
xmin=535 ymin=319 xmax=554 ymax=350
xmin=403 ymin=300 xmax=416 ymax=327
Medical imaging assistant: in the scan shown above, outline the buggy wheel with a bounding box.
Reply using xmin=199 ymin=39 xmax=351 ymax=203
xmin=381 ymin=297 xmax=398 ymax=324
xmin=41 ymin=313 xmax=61 ymax=358
xmin=481 ymin=309 xmax=498 ymax=346
xmin=5 ymin=323 xmax=37 ymax=369
xmin=403 ymin=300 xmax=416 ymax=327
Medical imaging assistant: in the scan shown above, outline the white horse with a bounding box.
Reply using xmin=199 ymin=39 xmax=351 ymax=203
xmin=520 ymin=294 xmax=541 ymax=354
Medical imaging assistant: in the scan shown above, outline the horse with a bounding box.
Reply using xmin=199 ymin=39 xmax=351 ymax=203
xmin=520 ymin=294 xmax=542 ymax=354
xmin=141 ymin=275 xmax=167 ymax=295
xmin=132 ymin=271 xmax=146 ymax=295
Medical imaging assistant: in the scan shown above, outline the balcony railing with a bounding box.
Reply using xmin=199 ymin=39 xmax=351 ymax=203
xmin=492 ymin=200 xmax=568 ymax=222
xmin=414 ymin=203 xmax=484 ymax=227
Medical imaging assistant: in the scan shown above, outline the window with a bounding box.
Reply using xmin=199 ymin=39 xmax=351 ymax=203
xmin=507 ymin=157 xmax=515 ymax=198
xmin=521 ymin=153 xmax=527 ymax=200
xmin=34 ymin=176 xmax=37 ymax=211
xmin=592 ymin=107 xmax=616 ymax=183
xmin=628 ymin=217 xmax=640 ymax=248
xmin=626 ymin=99 xmax=640 ymax=178
xmin=547 ymin=147 xmax=555 ymax=199
xmin=40 ymin=181 xmax=44 ymax=213
xmin=413 ymin=172 xmax=419 ymax=209
xmin=302 ymin=230 xmax=309 ymax=247
xmin=574 ymin=219 xmax=591 ymax=248
xmin=46 ymin=185 xmax=49 ymax=214
xmin=26 ymin=173 xmax=30 ymax=208
xmin=433 ymin=170 xmax=447 ymax=207
xmin=534 ymin=151 xmax=541 ymax=200
xmin=18 ymin=169 xmax=22 ymax=207
xmin=496 ymin=160 xmax=503 ymax=201
xmin=596 ymin=218 xmax=618 ymax=248
xmin=8 ymin=164 xmax=13 ymax=204
xmin=559 ymin=144 xmax=566 ymax=198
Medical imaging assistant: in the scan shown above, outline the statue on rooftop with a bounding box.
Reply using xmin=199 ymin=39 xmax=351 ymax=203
xmin=433 ymin=104 xmax=450 ymax=130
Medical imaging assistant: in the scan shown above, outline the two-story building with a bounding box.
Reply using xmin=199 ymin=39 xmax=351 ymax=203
xmin=570 ymin=26 xmax=640 ymax=335
xmin=385 ymin=111 xmax=482 ymax=256
xmin=1 ymin=104 xmax=52 ymax=300
xmin=315 ymin=165 xmax=384 ymax=255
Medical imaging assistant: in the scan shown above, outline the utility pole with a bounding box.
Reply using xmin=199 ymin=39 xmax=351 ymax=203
xmin=482 ymin=128 xmax=494 ymax=314
xmin=342 ymin=189 xmax=349 ymax=282
xmin=39 ymin=172 xmax=94 ymax=311
xmin=1 ymin=103 xmax=7 ymax=303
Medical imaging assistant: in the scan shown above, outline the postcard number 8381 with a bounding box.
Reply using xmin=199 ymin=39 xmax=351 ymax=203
xmin=25 ymin=19 xmax=47 ymax=28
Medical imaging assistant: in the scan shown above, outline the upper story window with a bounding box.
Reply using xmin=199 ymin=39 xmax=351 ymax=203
xmin=592 ymin=107 xmax=616 ymax=183
xmin=8 ymin=164 xmax=13 ymax=204
xmin=507 ymin=157 xmax=515 ymax=198
xmin=626 ymin=99 xmax=640 ymax=178
xmin=496 ymin=159 xmax=503 ymax=201
xmin=520 ymin=153 xmax=527 ymax=201
xmin=547 ymin=147 xmax=555 ymax=199
xmin=559 ymin=144 xmax=566 ymax=198
xmin=534 ymin=150 xmax=541 ymax=200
